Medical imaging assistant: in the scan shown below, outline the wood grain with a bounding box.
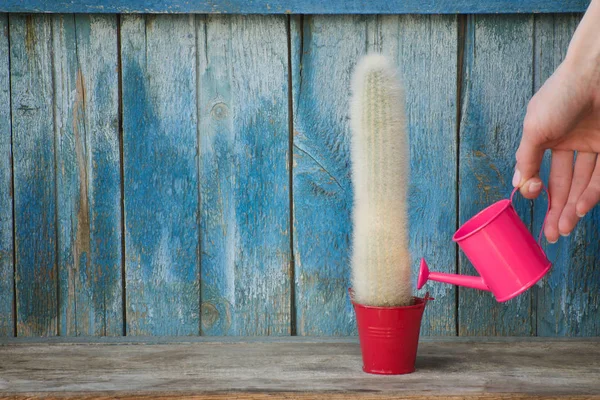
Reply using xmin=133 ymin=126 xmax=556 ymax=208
xmin=0 ymin=14 xmax=14 ymax=337
xmin=2 ymin=394 xmax=599 ymax=400
xmin=1 ymin=339 xmax=599 ymax=396
xmin=0 ymin=0 xmax=591 ymax=14
xmin=53 ymin=14 xmax=122 ymax=336
xmin=197 ymin=15 xmax=291 ymax=335
xmin=291 ymin=15 xmax=368 ymax=335
xmin=371 ymin=15 xmax=458 ymax=335
xmin=533 ymin=14 xmax=600 ymax=336
xmin=10 ymin=15 xmax=58 ymax=337
xmin=458 ymin=15 xmax=535 ymax=335
xmin=121 ymin=15 xmax=199 ymax=335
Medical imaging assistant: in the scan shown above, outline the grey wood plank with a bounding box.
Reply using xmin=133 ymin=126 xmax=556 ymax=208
xmin=197 ymin=15 xmax=291 ymax=336
xmin=291 ymin=15 xmax=458 ymax=336
xmin=533 ymin=14 xmax=600 ymax=337
xmin=121 ymin=15 xmax=200 ymax=335
xmin=10 ymin=14 xmax=58 ymax=337
xmin=290 ymin=15 xmax=367 ymax=336
xmin=0 ymin=340 xmax=599 ymax=396
xmin=371 ymin=15 xmax=458 ymax=336
xmin=2 ymin=393 xmax=598 ymax=400
xmin=3 ymin=335 xmax=599 ymax=345
xmin=458 ymin=15 xmax=536 ymax=335
xmin=52 ymin=14 xmax=123 ymax=336
xmin=0 ymin=14 xmax=14 ymax=337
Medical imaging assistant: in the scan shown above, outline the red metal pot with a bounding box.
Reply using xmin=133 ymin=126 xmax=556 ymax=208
xmin=350 ymin=290 xmax=433 ymax=375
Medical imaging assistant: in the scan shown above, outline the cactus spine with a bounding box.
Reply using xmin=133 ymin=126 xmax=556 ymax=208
xmin=350 ymin=54 xmax=413 ymax=307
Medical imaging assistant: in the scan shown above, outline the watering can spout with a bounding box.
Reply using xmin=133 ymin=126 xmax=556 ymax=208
xmin=417 ymin=259 xmax=490 ymax=292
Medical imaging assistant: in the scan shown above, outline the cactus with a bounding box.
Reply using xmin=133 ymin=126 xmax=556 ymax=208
xmin=350 ymin=53 xmax=413 ymax=307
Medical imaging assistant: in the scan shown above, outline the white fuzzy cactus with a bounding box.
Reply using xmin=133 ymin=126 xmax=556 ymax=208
xmin=350 ymin=53 xmax=413 ymax=307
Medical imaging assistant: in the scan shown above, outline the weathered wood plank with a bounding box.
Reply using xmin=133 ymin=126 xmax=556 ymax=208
xmin=10 ymin=15 xmax=57 ymax=337
xmin=0 ymin=14 xmax=13 ymax=337
xmin=0 ymin=0 xmax=591 ymax=14
xmin=292 ymin=15 xmax=458 ymax=336
xmin=53 ymin=14 xmax=122 ymax=336
xmin=121 ymin=15 xmax=199 ymax=335
xmin=4 ymin=335 xmax=600 ymax=345
xmin=458 ymin=15 xmax=535 ymax=335
xmin=2 ymin=395 xmax=599 ymax=400
xmin=1 ymin=340 xmax=599 ymax=396
xmin=291 ymin=15 xmax=368 ymax=335
xmin=197 ymin=15 xmax=291 ymax=335
xmin=371 ymin=15 xmax=458 ymax=335
xmin=534 ymin=14 xmax=600 ymax=337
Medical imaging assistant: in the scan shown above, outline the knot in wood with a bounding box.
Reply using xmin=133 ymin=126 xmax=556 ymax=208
xmin=201 ymin=302 xmax=219 ymax=331
xmin=211 ymin=102 xmax=229 ymax=121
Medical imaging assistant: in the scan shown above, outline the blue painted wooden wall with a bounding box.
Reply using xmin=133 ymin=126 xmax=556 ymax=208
xmin=0 ymin=11 xmax=598 ymax=337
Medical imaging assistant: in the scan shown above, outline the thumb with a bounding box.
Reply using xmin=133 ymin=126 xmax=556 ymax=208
xmin=513 ymin=61 xmax=584 ymax=196
xmin=514 ymin=122 xmax=546 ymax=198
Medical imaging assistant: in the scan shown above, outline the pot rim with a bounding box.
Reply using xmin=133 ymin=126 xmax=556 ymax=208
xmin=348 ymin=288 xmax=433 ymax=310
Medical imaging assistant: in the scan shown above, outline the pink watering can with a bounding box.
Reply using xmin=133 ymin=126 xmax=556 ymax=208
xmin=418 ymin=187 xmax=552 ymax=302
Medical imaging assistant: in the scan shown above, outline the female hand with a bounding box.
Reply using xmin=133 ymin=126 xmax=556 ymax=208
xmin=514 ymin=0 xmax=600 ymax=243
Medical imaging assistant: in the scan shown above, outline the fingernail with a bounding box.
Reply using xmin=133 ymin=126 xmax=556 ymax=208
xmin=577 ymin=212 xmax=586 ymax=218
xmin=548 ymin=238 xmax=558 ymax=244
xmin=529 ymin=181 xmax=542 ymax=193
xmin=560 ymin=231 xmax=570 ymax=237
xmin=512 ymin=168 xmax=521 ymax=187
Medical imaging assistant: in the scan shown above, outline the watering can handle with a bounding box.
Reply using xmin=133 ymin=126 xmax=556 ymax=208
xmin=510 ymin=185 xmax=551 ymax=246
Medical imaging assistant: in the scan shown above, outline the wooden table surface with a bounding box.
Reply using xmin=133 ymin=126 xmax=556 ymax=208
xmin=0 ymin=337 xmax=599 ymax=399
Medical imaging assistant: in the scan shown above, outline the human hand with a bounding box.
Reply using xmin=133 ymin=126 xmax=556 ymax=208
xmin=513 ymin=0 xmax=600 ymax=243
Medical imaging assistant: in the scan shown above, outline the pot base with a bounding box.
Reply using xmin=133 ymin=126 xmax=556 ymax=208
xmin=362 ymin=366 xmax=415 ymax=375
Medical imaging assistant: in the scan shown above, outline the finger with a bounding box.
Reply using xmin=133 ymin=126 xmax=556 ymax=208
xmin=576 ymin=157 xmax=600 ymax=217
xmin=545 ymin=150 xmax=574 ymax=243
xmin=514 ymin=135 xmax=545 ymax=189
xmin=558 ymin=152 xmax=597 ymax=236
